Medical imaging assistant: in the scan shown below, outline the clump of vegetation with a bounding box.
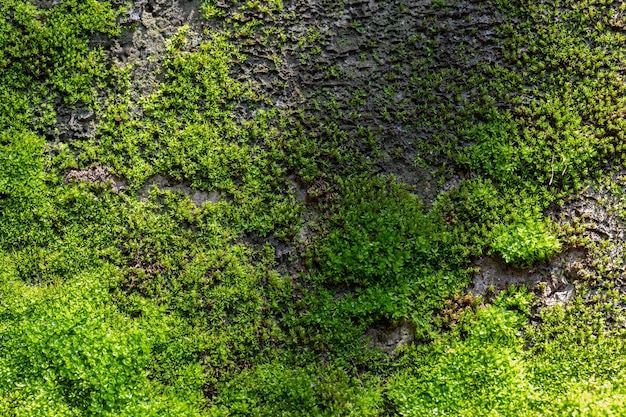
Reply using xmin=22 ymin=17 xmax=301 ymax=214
xmin=308 ymin=175 xmax=469 ymax=341
xmin=490 ymin=213 xmax=561 ymax=267
xmin=0 ymin=268 xmax=207 ymax=416
xmin=387 ymin=288 xmax=626 ymax=416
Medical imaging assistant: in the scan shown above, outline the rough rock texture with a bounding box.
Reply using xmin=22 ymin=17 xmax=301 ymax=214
xmin=471 ymin=175 xmax=626 ymax=305
xmin=556 ymin=179 xmax=626 ymax=291
xmin=470 ymin=250 xmax=581 ymax=307
xmin=225 ymin=0 xmax=510 ymax=204
xmin=138 ymin=175 xmax=221 ymax=206
xmin=47 ymin=0 xmax=511 ymax=209
xmin=366 ymin=320 xmax=416 ymax=355
xmin=109 ymin=0 xmax=205 ymax=99
xmin=65 ymin=165 xmax=127 ymax=193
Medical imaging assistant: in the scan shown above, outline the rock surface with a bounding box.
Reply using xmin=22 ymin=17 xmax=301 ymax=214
xmin=366 ymin=320 xmax=416 ymax=355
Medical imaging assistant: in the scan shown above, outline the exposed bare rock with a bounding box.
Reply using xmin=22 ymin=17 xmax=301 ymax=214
xmin=110 ymin=0 xmax=204 ymax=100
xmin=470 ymin=174 xmax=626 ymax=306
xmin=470 ymin=249 xmax=583 ymax=306
xmin=365 ymin=320 xmax=416 ymax=355
xmin=65 ymin=165 xmax=127 ymax=192
xmin=543 ymin=284 xmax=575 ymax=307
xmin=138 ymin=174 xmax=220 ymax=206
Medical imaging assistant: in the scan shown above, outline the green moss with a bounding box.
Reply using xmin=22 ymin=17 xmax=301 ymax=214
xmin=5 ymin=0 xmax=626 ymax=415
xmin=210 ymin=363 xmax=381 ymax=417
xmin=387 ymin=291 xmax=533 ymax=416
xmin=0 ymin=267 xmax=207 ymax=416
xmin=298 ymin=175 xmax=470 ymax=350
xmin=490 ymin=213 xmax=561 ymax=267
xmin=387 ymin=289 xmax=626 ymax=416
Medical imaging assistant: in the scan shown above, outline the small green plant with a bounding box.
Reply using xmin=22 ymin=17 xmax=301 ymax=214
xmin=490 ymin=213 xmax=561 ymax=267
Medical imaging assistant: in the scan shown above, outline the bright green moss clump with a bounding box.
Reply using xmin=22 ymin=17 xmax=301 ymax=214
xmin=490 ymin=213 xmax=561 ymax=267
xmin=387 ymin=289 xmax=626 ymax=416
xmin=311 ymin=176 xmax=469 ymax=338
xmin=0 ymin=268 xmax=207 ymax=416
